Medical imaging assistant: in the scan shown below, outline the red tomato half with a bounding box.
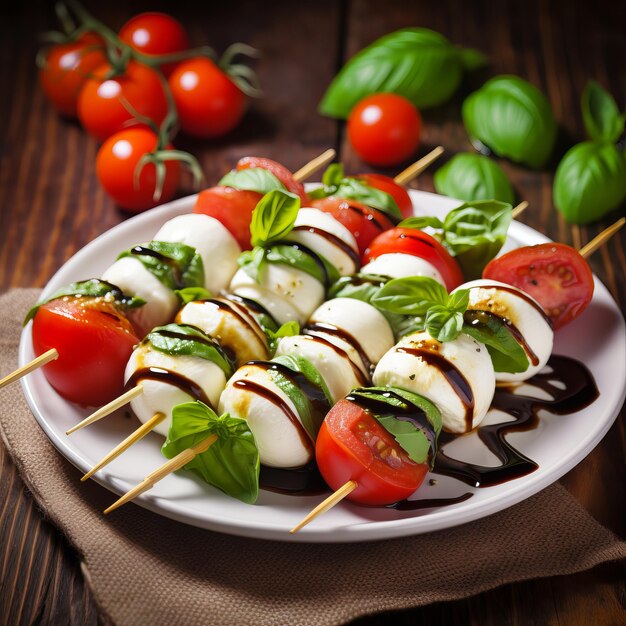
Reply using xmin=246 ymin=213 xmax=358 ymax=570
xmin=96 ymin=128 xmax=180 ymax=212
xmin=236 ymin=156 xmax=308 ymax=203
xmin=310 ymin=196 xmax=395 ymax=255
xmin=119 ymin=12 xmax=190 ymax=77
xmin=365 ymin=228 xmax=464 ymax=291
xmin=31 ymin=297 xmax=139 ymax=407
xmin=193 ymin=186 xmax=262 ymax=250
xmin=77 ymin=61 xmax=168 ymax=141
xmin=316 ymin=399 xmax=428 ymax=505
xmin=357 ymin=173 xmax=414 ymax=219
xmin=482 ymin=243 xmax=595 ymax=330
xmin=39 ymin=33 xmax=107 ymax=118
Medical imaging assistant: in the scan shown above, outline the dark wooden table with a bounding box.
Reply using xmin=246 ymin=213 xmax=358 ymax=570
xmin=1 ymin=1 xmax=624 ymax=624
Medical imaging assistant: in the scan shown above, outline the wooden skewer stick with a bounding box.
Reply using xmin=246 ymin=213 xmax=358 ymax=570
xmin=289 ymin=479 xmax=358 ymax=534
xmin=393 ymin=146 xmax=445 ymax=186
xmin=0 ymin=348 xmax=58 ymax=390
xmin=292 ymin=148 xmax=336 ymax=182
xmin=511 ymin=201 xmax=528 ymax=220
xmin=81 ymin=412 xmax=166 ymax=482
xmin=104 ymin=433 xmax=218 ymax=514
xmin=66 ymin=385 xmax=144 ymax=435
xmin=578 ymin=217 xmax=625 ymax=259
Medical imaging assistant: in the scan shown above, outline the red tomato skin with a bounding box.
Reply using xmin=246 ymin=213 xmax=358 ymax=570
xmin=365 ymin=227 xmax=464 ymax=291
xmin=31 ymin=298 xmax=139 ymax=407
xmin=236 ymin=156 xmax=308 ymax=203
xmin=347 ymin=94 xmax=421 ymax=167
xmin=193 ymin=186 xmax=262 ymax=250
xmin=357 ymin=173 xmax=414 ymax=219
xmin=77 ymin=61 xmax=168 ymax=141
xmin=39 ymin=33 xmax=107 ymax=118
xmin=169 ymin=58 xmax=246 ymax=138
xmin=96 ymin=128 xmax=180 ymax=212
xmin=310 ymin=196 xmax=395 ymax=255
xmin=119 ymin=12 xmax=190 ymax=77
xmin=482 ymin=243 xmax=595 ymax=330
xmin=316 ymin=400 xmax=428 ymax=506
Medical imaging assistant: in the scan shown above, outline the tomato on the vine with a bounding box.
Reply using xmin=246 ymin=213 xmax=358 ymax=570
xmin=31 ymin=297 xmax=139 ymax=407
xmin=39 ymin=33 xmax=107 ymax=118
xmin=169 ymin=57 xmax=246 ymax=138
xmin=77 ymin=60 xmax=168 ymax=141
xmin=119 ymin=12 xmax=190 ymax=77
xmin=347 ymin=93 xmax=421 ymax=167
xmin=482 ymin=243 xmax=595 ymax=330
xmin=96 ymin=127 xmax=180 ymax=212
xmin=236 ymin=156 xmax=308 ymax=203
xmin=316 ymin=399 xmax=428 ymax=505
xmin=357 ymin=173 xmax=414 ymax=219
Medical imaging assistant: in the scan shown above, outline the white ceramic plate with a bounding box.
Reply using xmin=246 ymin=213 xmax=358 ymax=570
xmin=19 ymin=190 xmax=626 ymax=543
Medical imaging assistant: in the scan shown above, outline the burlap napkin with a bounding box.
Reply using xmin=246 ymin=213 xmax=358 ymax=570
xmin=1 ymin=288 xmax=625 ymax=626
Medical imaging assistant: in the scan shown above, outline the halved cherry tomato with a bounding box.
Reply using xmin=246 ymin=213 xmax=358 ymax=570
xmin=357 ymin=173 xmax=414 ymax=219
xmin=77 ymin=60 xmax=168 ymax=141
xmin=119 ymin=12 xmax=190 ymax=77
xmin=310 ymin=196 xmax=395 ymax=255
xmin=482 ymin=243 xmax=595 ymax=330
xmin=31 ymin=297 xmax=139 ymax=407
xmin=193 ymin=186 xmax=262 ymax=250
xmin=365 ymin=228 xmax=464 ymax=291
xmin=236 ymin=156 xmax=308 ymax=203
xmin=39 ymin=32 xmax=107 ymax=118
xmin=96 ymin=127 xmax=180 ymax=212
xmin=316 ymin=399 xmax=428 ymax=505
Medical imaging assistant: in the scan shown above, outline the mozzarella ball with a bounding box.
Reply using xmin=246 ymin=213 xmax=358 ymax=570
xmin=362 ymin=252 xmax=444 ymax=285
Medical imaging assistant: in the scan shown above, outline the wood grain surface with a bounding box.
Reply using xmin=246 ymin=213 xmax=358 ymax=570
xmin=1 ymin=0 xmax=624 ymax=624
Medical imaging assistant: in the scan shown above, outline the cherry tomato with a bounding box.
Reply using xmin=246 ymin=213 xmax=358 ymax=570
xmin=482 ymin=243 xmax=595 ymax=330
xmin=316 ymin=399 xmax=428 ymax=505
xmin=31 ymin=297 xmax=139 ymax=407
xmin=39 ymin=33 xmax=107 ymax=118
xmin=77 ymin=61 xmax=168 ymax=141
xmin=236 ymin=156 xmax=308 ymax=203
xmin=310 ymin=196 xmax=395 ymax=255
xmin=119 ymin=12 xmax=190 ymax=77
xmin=347 ymin=94 xmax=421 ymax=167
xmin=96 ymin=128 xmax=180 ymax=212
xmin=169 ymin=57 xmax=246 ymax=138
xmin=357 ymin=173 xmax=414 ymax=219
xmin=365 ymin=228 xmax=464 ymax=291
xmin=193 ymin=186 xmax=262 ymax=250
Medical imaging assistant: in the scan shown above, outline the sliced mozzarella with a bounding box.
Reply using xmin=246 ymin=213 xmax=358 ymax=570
xmin=457 ymin=279 xmax=554 ymax=382
xmin=274 ymin=335 xmax=365 ymax=402
xmin=102 ymin=256 xmax=178 ymax=336
xmin=287 ymin=208 xmax=359 ymax=276
xmin=176 ymin=298 xmax=270 ymax=366
xmin=308 ymin=297 xmax=394 ymax=368
xmin=229 ymin=264 xmax=324 ymax=325
xmin=362 ymin=252 xmax=444 ymax=285
xmin=153 ymin=214 xmax=241 ymax=294
xmin=218 ymin=364 xmax=313 ymax=468
xmin=125 ymin=344 xmax=226 ymax=437
xmin=373 ymin=331 xmax=495 ymax=434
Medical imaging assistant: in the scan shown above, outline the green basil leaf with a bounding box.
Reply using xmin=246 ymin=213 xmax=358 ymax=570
xmin=272 ymin=354 xmax=334 ymax=406
xmin=335 ymin=178 xmax=402 ymax=221
xmin=145 ymin=324 xmax=234 ymax=376
xmin=581 ymin=81 xmax=625 ymax=143
xmin=441 ymin=200 xmax=512 ymax=279
xmin=447 ymin=288 xmax=469 ymax=312
xmin=553 ymin=141 xmax=626 ymax=224
xmin=462 ymin=310 xmax=529 ymax=373
xmin=320 ymin=28 xmax=487 ymax=118
xmin=425 ymin=305 xmax=464 ymax=342
xmin=219 ymin=168 xmax=287 ymax=195
xmin=376 ymin=415 xmax=432 ymax=465
xmin=463 ymin=75 xmax=557 ymax=168
xmin=162 ymin=402 xmax=259 ymax=504
xmin=371 ymin=276 xmax=449 ymax=315
xmin=398 ymin=216 xmax=444 ymax=230
xmin=118 ymin=241 xmax=204 ymax=290
xmin=433 ymin=153 xmax=515 ymax=204
xmin=266 ymin=244 xmax=340 ymax=288
xmin=321 ymin=162 xmax=344 ymax=187
xmin=175 ymin=286 xmax=212 ymax=305
xmin=266 ymin=320 xmax=300 ymax=354
xmin=393 ymin=315 xmax=426 ymax=339
xmin=237 ymin=247 xmax=267 ymax=282
xmin=24 ymin=278 xmax=145 ymax=324
xmin=250 ymin=190 xmax=301 ymax=247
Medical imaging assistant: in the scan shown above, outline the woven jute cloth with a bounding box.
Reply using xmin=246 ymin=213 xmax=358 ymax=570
xmin=1 ymin=288 xmax=624 ymax=626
